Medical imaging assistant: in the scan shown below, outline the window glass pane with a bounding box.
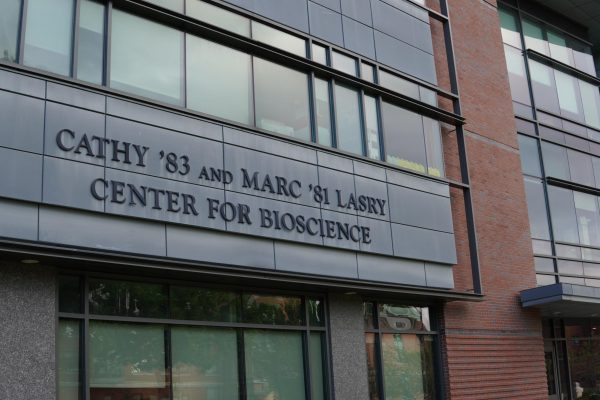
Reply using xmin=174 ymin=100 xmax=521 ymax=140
xmin=381 ymin=334 xmax=436 ymax=400
xmin=308 ymin=298 xmax=325 ymax=327
xmin=111 ymin=10 xmax=183 ymax=105
xmin=335 ymin=84 xmax=363 ymax=155
xmin=58 ymin=320 xmax=81 ymax=400
xmin=364 ymin=95 xmax=381 ymax=160
xmin=419 ymin=87 xmax=437 ymax=106
xmin=332 ymin=51 xmax=357 ymax=76
xmin=186 ymin=0 xmax=250 ymax=37
xmin=24 ymin=0 xmax=74 ymax=75
xmin=556 ymin=244 xmax=581 ymax=259
xmin=548 ymin=30 xmax=574 ymax=66
xmin=382 ymin=102 xmax=427 ymax=173
xmin=254 ymin=58 xmax=311 ymax=141
xmin=170 ymin=286 xmax=239 ymax=322
xmin=142 ymin=0 xmax=184 ymax=12
xmin=584 ymin=262 xmax=600 ymax=277
xmin=523 ymin=177 xmax=550 ymax=240
xmin=89 ymin=322 xmax=167 ymax=400
xmin=548 ymin=186 xmax=580 ymax=244
xmin=315 ymin=78 xmax=332 ymax=147
xmin=534 ymin=257 xmax=555 ymax=273
xmin=498 ymin=6 xmax=521 ymax=48
xmin=242 ymin=293 xmax=303 ymax=325
xmin=557 ymin=259 xmax=584 ymax=275
xmin=59 ymin=276 xmax=81 ymax=313
xmin=567 ymin=339 xmax=594 ymax=398
xmin=573 ymin=47 xmax=596 ymax=76
xmin=518 ymin=134 xmax=541 ymax=177
xmin=579 ymin=80 xmax=600 ymax=130
xmin=310 ymin=333 xmax=326 ymax=400
xmin=186 ymin=35 xmax=252 ymax=124
xmin=244 ymin=330 xmax=305 ymax=400
xmin=523 ymin=18 xmax=548 ymax=55
xmin=537 ymin=274 xmax=556 ymax=286
xmin=365 ymin=333 xmax=380 ymax=400
xmin=379 ymin=70 xmax=420 ymax=99
xmin=542 ymin=142 xmax=570 ymax=180
xmin=582 ymin=248 xmax=600 ymax=262
xmin=423 ymin=117 xmax=444 ymax=177
xmin=88 ymin=279 xmax=168 ymax=318
xmin=568 ymin=149 xmax=594 ymax=187
xmin=532 ymin=239 xmax=553 ymax=255
xmin=361 ymin=62 xmax=375 ymax=83
xmin=593 ymin=158 xmax=600 ymax=189
xmin=504 ymin=46 xmax=531 ymax=106
xmin=312 ymin=43 xmax=327 ymax=65
xmin=252 ymin=21 xmax=306 ymax=57
xmin=529 ymin=60 xmax=560 ymax=114
xmin=0 ymin=0 xmax=21 ymax=62
xmin=171 ymin=326 xmax=238 ymax=400
xmin=574 ymin=191 xmax=600 ymax=247
xmin=378 ymin=305 xmax=430 ymax=332
xmin=555 ymin=70 xmax=584 ymax=122
xmin=77 ymin=0 xmax=104 ymax=85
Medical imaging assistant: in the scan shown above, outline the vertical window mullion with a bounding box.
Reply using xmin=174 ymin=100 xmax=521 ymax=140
xmin=72 ymin=0 xmax=81 ymax=78
xmin=104 ymin=0 xmax=112 ymax=87
xmin=330 ymin=79 xmax=338 ymax=149
xmin=83 ymin=275 xmax=90 ymax=400
xmin=309 ymin=71 xmax=318 ymax=144
xmin=359 ymin=89 xmax=368 ymax=157
xmin=376 ymin=96 xmax=385 ymax=161
xmin=238 ymin=329 xmax=247 ymax=400
xmin=17 ymin=0 xmax=28 ymax=64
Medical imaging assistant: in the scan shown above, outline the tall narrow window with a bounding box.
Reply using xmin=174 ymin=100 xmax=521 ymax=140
xmin=555 ymin=70 xmax=584 ymax=122
xmin=423 ymin=117 xmax=444 ymax=177
xmin=110 ymin=10 xmax=184 ymax=105
xmin=365 ymin=303 xmax=437 ymax=400
xmin=574 ymin=192 xmax=600 ymax=247
xmin=0 ymin=0 xmax=21 ymax=63
xmin=364 ymin=95 xmax=381 ymax=160
xmin=334 ymin=85 xmax=363 ymax=155
xmin=186 ymin=35 xmax=253 ymax=125
xmin=315 ymin=78 xmax=333 ymax=147
xmin=24 ymin=0 xmax=74 ymax=75
xmin=529 ymin=60 xmax=560 ymax=114
xmin=254 ymin=57 xmax=311 ymax=141
xmin=77 ymin=0 xmax=105 ymax=85
xmin=579 ymin=80 xmax=600 ymax=130
xmin=58 ymin=320 xmax=81 ymax=400
xmin=548 ymin=186 xmax=579 ymax=244
xmin=523 ymin=177 xmax=550 ymax=240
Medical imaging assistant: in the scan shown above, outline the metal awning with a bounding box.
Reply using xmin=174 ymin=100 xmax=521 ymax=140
xmin=521 ymin=283 xmax=600 ymax=318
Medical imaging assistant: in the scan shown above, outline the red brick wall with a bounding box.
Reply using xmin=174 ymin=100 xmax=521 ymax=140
xmin=440 ymin=0 xmax=548 ymax=398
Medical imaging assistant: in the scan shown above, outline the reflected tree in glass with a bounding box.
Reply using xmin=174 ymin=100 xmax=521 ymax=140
xmin=88 ymin=279 xmax=168 ymax=318
xmin=244 ymin=330 xmax=306 ymax=400
xmin=170 ymin=286 xmax=239 ymax=322
xmin=242 ymin=293 xmax=303 ymax=325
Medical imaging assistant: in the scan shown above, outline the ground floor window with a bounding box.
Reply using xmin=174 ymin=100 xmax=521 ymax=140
xmin=363 ymin=302 xmax=438 ymax=400
xmin=58 ymin=275 xmax=328 ymax=400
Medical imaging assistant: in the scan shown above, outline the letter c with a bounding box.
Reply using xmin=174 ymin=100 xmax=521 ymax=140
xmin=56 ymin=129 xmax=76 ymax=152
xmin=91 ymin=178 xmax=109 ymax=200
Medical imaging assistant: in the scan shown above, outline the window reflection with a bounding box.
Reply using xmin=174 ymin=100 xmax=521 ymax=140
xmin=88 ymin=279 xmax=168 ymax=318
xmin=523 ymin=177 xmax=550 ymax=240
xmin=186 ymin=35 xmax=253 ymax=125
xmin=171 ymin=326 xmax=238 ymax=400
xmin=381 ymin=334 xmax=436 ymax=400
xmin=504 ymin=45 xmax=532 ymax=106
xmin=254 ymin=58 xmax=311 ymax=141
xmin=244 ymin=330 xmax=305 ymax=400
xmin=187 ymin=0 xmax=251 ymax=37
xmin=378 ymin=304 xmax=431 ymax=332
xmin=170 ymin=286 xmax=239 ymax=322
xmin=498 ymin=7 xmax=521 ymax=48
xmin=111 ymin=10 xmax=183 ymax=105
xmin=252 ymin=21 xmax=306 ymax=57
xmin=77 ymin=0 xmax=105 ymax=85
xmin=0 ymin=0 xmax=21 ymax=63
xmin=242 ymin=293 xmax=303 ymax=325
xmin=24 ymin=0 xmax=74 ymax=75
xmin=364 ymin=95 xmax=381 ymax=160
xmin=548 ymin=186 xmax=580 ymax=244
xmin=315 ymin=78 xmax=333 ymax=147
xmin=383 ymin=102 xmax=427 ymax=174
xmin=529 ymin=60 xmax=560 ymax=114
xmin=89 ymin=322 xmax=168 ymax=400
xmin=335 ymin=84 xmax=363 ymax=155
xmin=574 ymin=192 xmax=600 ymax=247
xmin=517 ymin=134 xmax=541 ymax=177
xmin=58 ymin=320 xmax=81 ymax=400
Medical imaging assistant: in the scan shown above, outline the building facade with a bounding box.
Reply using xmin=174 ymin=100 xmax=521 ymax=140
xmin=0 ymin=0 xmax=596 ymax=399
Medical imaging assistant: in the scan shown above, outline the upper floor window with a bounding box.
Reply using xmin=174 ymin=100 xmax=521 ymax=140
xmin=5 ymin=0 xmax=448 ymax=178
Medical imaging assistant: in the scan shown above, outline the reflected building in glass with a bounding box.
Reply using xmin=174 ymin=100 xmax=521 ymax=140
xmin=0 ymin=0 xmax=596 ymax=399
